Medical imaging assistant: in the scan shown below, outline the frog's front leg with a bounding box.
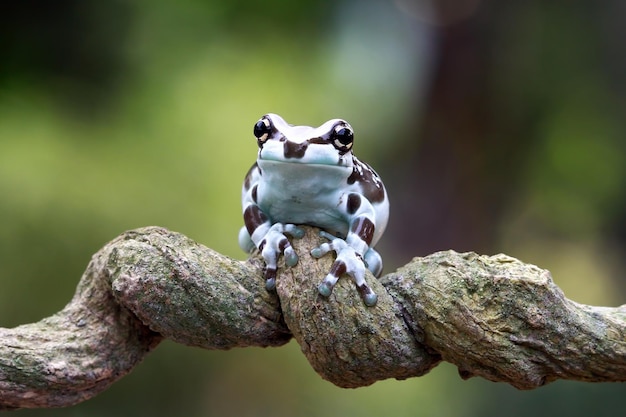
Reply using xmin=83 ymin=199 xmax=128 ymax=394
xmin=240 ymin=204 xmax=303 ymax=290
xmin=312 ymin=214 xmax=381 ymax=306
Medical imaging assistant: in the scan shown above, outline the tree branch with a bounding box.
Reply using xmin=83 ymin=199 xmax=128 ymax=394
xmin=1 ymin=226 xmax=625 ymax=409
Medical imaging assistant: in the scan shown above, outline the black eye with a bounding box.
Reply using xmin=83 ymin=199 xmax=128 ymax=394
xmin=330 ymin=123 xmax=354 ymax=154
xmin=253 ymin=116 xmax=273 ymax=144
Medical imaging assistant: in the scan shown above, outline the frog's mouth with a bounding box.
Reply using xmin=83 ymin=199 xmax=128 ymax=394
xmin=259 ymin=141 xmax=351 ymax=167
xmin=258 ymin=157 xmax=351 ymax=170
xmin=258 ymin=159 xmax=352 ymax=186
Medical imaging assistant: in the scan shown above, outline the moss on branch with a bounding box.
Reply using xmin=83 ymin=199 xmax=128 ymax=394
xmin=1 ymin=226 xmax=625 ymax=409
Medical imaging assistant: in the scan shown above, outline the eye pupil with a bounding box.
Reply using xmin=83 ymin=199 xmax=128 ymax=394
xmin=335 ymin=128 xmax=352 ymax=145
xmin=331 ymin=123 xmax=354 ymax=153
xmin=253 ymin=117 xmax=272 ymax=142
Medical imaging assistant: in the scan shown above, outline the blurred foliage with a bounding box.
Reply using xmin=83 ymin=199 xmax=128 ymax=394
xmin=1 ymin=0 xmax=625 ymax=416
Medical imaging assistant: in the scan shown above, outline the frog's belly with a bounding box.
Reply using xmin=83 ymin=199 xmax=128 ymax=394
xmin=269 ymin=205 xmax=348 ymax=237
xmin=262 ymin=198 xmax=349 ymax=238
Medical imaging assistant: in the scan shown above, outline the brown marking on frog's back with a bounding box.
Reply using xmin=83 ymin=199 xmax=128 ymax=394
xmin=347 ymin=157 xmax=386 ymax=203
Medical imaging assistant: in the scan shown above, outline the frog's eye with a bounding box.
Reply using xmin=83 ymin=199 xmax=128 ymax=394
xmin=253 ymin=116 xmax=273 ymax=144
xmin=330 ymin=123 xmax=354 ymax=154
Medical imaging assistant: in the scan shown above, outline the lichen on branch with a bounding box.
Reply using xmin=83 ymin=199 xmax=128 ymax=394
xmin=0 ymin=226 xmax=625 ymax=410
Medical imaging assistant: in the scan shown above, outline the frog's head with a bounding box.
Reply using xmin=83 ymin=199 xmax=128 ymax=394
xmin=252 ymin=113 xmax=355 ymax=166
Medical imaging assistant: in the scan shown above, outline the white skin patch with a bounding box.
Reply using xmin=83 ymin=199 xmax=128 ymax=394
xmin=239 ymin=113 xmax=389 ymax=306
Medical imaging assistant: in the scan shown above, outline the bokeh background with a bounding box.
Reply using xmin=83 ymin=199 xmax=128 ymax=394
xmin=2 ymin=0 xmax=626 ymax=416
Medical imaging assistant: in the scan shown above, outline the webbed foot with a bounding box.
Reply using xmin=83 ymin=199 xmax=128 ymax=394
xmin=259 ymin=223 xmax=304 ymax=290
xmin=311 ymin=231 xmax=378 ymax=306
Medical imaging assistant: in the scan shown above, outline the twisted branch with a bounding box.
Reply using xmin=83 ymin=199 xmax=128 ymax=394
xmin=1 ymin=226 xmax=625 ymax=409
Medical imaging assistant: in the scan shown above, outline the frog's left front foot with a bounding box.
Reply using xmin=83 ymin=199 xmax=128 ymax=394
xmin=311 ymin=231 xmax=378 ymax=306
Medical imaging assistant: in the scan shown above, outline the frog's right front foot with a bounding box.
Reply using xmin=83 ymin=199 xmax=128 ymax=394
xmin=257 ymin=223 xmax=304 ymax=290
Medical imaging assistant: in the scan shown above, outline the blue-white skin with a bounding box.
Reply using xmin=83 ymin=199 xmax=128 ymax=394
xmin=238 ymin=114 xmax=389 ymax=306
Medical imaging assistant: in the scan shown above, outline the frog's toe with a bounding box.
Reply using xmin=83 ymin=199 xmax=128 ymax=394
xmin=286 ymin=225 xmax=305 ymax=239
xmin=264 ymin=267 xmax=278 ymax=291
xmin=318 ymin=274 xmax=339 ymax=298
xmin=364 ymin=248 xmax=383 ymax=278
xmin=284 ymin=247 xmax=299 ymax=267
xmin=357 ymin=283 xmax=378 ymax=306
xmin=363 ymin=293 xmax=378 ymax=307
xmin=310 ymin=242 xmax=331 ymax=258
xmin=265 ymin=277 xmax=277 ymax=291
xmin=318 ymin=230 xmax=337 ymax=241
xmin=318 ymin=282 xmax=332 ymax=297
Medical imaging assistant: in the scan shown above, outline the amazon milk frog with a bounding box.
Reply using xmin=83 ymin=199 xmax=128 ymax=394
xmin=239 ymin=114 xmax=389 ymax=306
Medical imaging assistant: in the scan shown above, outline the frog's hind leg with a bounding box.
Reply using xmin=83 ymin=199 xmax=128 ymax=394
xmin=238 ymin=226 xmax=255 ymax=253
xmin=364 ymin=248 xmax=383 ymax=277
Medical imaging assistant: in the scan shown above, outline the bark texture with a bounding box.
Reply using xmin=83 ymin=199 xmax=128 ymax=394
xmin=1 ymin=226 xmax=625 ymax=409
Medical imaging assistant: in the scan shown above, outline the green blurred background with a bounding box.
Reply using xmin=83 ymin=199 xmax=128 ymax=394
xmin=2 ymin=0 xmax=626 ymax=415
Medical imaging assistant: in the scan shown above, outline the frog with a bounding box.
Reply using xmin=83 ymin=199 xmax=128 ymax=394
xmin=238 ymin=113 xmax=389 ymax=306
